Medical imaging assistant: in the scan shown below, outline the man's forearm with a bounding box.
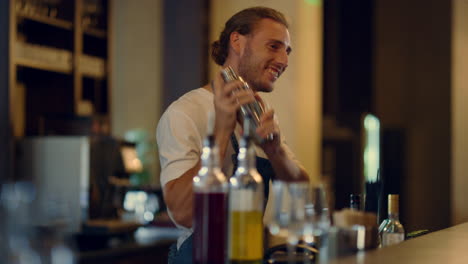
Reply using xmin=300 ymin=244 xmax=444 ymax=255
xmin=214 ymin=126 xmax=232 ymax=163
xmin=163 ymin=161 xmax=201 ymax=228
xmin=265 ymin=145 xmax=309 ymax=182
xmin=163 ymin=124 xmax=232 ymax=229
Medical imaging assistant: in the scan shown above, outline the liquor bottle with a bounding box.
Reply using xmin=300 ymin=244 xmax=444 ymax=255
xmin=193 ymin=120 xmax=228 ymax=264
xmin=380 ymin=194 xmax=405 ymax=247
xmin=228 ymin=116 xmax=264 ymax=264
xmin=350 ymin=194 xmax=361 ymax=210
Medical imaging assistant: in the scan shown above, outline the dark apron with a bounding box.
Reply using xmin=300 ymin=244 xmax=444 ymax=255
xmin=168 ymin=134 xmax=276 ymax=264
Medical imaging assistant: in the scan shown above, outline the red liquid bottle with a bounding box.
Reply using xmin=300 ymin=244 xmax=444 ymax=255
xmin=193 ymin=135 xmax=228 ymax=264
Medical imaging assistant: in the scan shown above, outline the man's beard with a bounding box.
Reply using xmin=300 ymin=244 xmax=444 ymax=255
xmin=238 ymin=45 xmax=273 ymax=93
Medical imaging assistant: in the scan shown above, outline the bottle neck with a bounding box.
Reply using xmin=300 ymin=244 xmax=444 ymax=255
xmin=387 ymin=194 xmax=400 ymax=221
xmin=388 ymin=213 xmax=400 ymax=221
xmin=237 ymin=143 xmax=256 ymax=171
xmin=200 ymin=137 xmax=220 ymax=171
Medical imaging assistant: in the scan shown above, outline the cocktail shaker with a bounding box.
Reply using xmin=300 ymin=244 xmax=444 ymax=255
xmin=220 ymin=66 xmax=272 ymax=144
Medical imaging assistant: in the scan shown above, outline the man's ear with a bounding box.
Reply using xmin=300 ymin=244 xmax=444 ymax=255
xmin=229 ymin=31 xmax=246 ymax=56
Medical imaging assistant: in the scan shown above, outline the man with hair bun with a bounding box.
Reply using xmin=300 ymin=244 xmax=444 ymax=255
xmin=157 ymin=6 xmax=310 ymax=263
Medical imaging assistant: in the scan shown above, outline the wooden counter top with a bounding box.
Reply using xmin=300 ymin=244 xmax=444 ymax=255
xmin=329 ymin=222 xmax=468 ymax=264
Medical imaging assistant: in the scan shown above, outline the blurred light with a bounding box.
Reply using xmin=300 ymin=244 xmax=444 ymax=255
xmin=123 ymin=191 xmax=160 ymax=224
xmin=121 ymin=146 xmax=143 ymax=173
xmin=230 ymin=178 xmax=238 ymax=186
xmin=236 ymin=167 xmax=246 ymax=174
xmin=363 ymin=114 xmax=380 ymax=182
xmin=198 ymin=167 xmax=208 ymax=176
xmin=269 ymin=223 xmax=280 ymax=235
xmin=144 ymin=211 xmax=154 ymax=222
xmin=304 ymin=234 xmax=314 ymax=244
xmin=146 ymin=194 xmax=160 ymax=213
xmin=124 ymin=191 xmax=146 ymax=211
xmin=137 ymin=191 xmax=147 ymax=202
xmin=51 ymin=245 xmax=74 ymax=264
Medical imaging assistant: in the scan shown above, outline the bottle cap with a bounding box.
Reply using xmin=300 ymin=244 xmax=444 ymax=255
xmin=388 ymin=194 xmax=399 ymax=214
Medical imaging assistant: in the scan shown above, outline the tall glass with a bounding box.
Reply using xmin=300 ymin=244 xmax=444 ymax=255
xmin=304 ymin=185 xmax=331 ymax=239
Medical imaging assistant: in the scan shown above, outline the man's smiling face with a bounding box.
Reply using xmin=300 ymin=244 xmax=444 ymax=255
xmin=238 ymin=18 xmax=292 ymax=93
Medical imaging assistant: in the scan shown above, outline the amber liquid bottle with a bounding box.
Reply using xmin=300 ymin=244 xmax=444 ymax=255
xmin=228 ymin=117 xmax=264 ymax=264
xmin=379 ymin=194 xmax=405 ymax=247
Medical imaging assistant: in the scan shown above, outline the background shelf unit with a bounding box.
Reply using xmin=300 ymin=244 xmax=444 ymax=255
xmin=10 ymin=0 xmax=112 ymax=138
xmin=16 ymin=12 xmax=74 ymax=30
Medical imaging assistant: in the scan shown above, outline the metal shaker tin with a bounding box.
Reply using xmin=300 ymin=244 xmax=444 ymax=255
xmin=220 ymin=66 xmax=269 ymax=144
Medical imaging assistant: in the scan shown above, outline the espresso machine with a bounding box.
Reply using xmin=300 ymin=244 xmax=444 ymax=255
xmin=17 ymin=135 xmax=137 ymax=234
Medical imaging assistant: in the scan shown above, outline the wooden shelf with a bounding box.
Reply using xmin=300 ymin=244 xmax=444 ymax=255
xmin=80 ymin=55 xmax=106 ymax=79
xmin=81 ymin=70 xmax=106 ymax=79
xmin=15 ymin=41 xmax=73 ymax=74
xmin=16 ymin=57 xmax=72 ymax=74
xmin=9 ymin=0 xmax=111 ymax=136
xmin=84 ymin=27 xmax=107 ymax=39
xmin=17 ymin=12 xmax=73 ymax=30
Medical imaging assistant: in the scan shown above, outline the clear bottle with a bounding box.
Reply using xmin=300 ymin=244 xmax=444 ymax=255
xmin=193 ymin=133 xmax=229 ymax=264
xmin=228 ymin=116 xmax=264 ymax=264
xmin=380 ymin=194 xmax=405 ymax=247
xmin=349 ymin=194 xmax=361 ymax=211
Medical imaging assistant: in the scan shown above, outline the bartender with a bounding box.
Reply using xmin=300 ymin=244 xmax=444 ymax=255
xmin=156 ymin=6 xmax=310 ymax=263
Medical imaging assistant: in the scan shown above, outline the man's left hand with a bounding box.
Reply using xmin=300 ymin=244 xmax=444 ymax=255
xmin=256 ymin=107 xmax=282 ymax=155
xmin=254 ymin=95 xmax=310 ymax=182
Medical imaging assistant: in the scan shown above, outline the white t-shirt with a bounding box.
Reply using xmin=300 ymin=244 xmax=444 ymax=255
xmin=156 ymin=87 xmax=294 ymax=248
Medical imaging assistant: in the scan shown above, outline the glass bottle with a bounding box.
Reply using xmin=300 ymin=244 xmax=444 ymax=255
xmin=228 ymin=116 xmax=264 ymax=264
xmin=193 ymin=134 xmax=228 ymax=264
xmin=380 ymin=194 xmax=405 ymax=247
xmin=349 ymin=194 xmax=361 ymax=210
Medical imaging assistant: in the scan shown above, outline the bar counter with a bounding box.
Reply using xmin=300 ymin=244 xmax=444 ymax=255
xmin=330 ymin=222 xmax=468 ymax=264
xmin=76 ymin=226 xmax=181 ymax=264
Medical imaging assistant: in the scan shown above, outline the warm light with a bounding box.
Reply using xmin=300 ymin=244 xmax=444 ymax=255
xmin=124 ymin=191 xmax=147 ymax=211
xmin=230 ymin=178 xmax=238 ymax=185
xmin=236 ymin=167 xmax=246 ymax=174
xmin=198 ymin=167 xmax=208 ymax=176
xmin=363 ymin=114 xmax=380 ymax=182
xmin=121 ymin=146 xmax=143 ymax=173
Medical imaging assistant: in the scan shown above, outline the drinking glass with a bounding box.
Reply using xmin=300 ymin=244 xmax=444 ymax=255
xmin=306 ymin=185 xmax=332 ymax=264
xmin=304 ymin=185 xmax=331 ymax=240
xmin=268 ymin=181 xmax=324 ymax=264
